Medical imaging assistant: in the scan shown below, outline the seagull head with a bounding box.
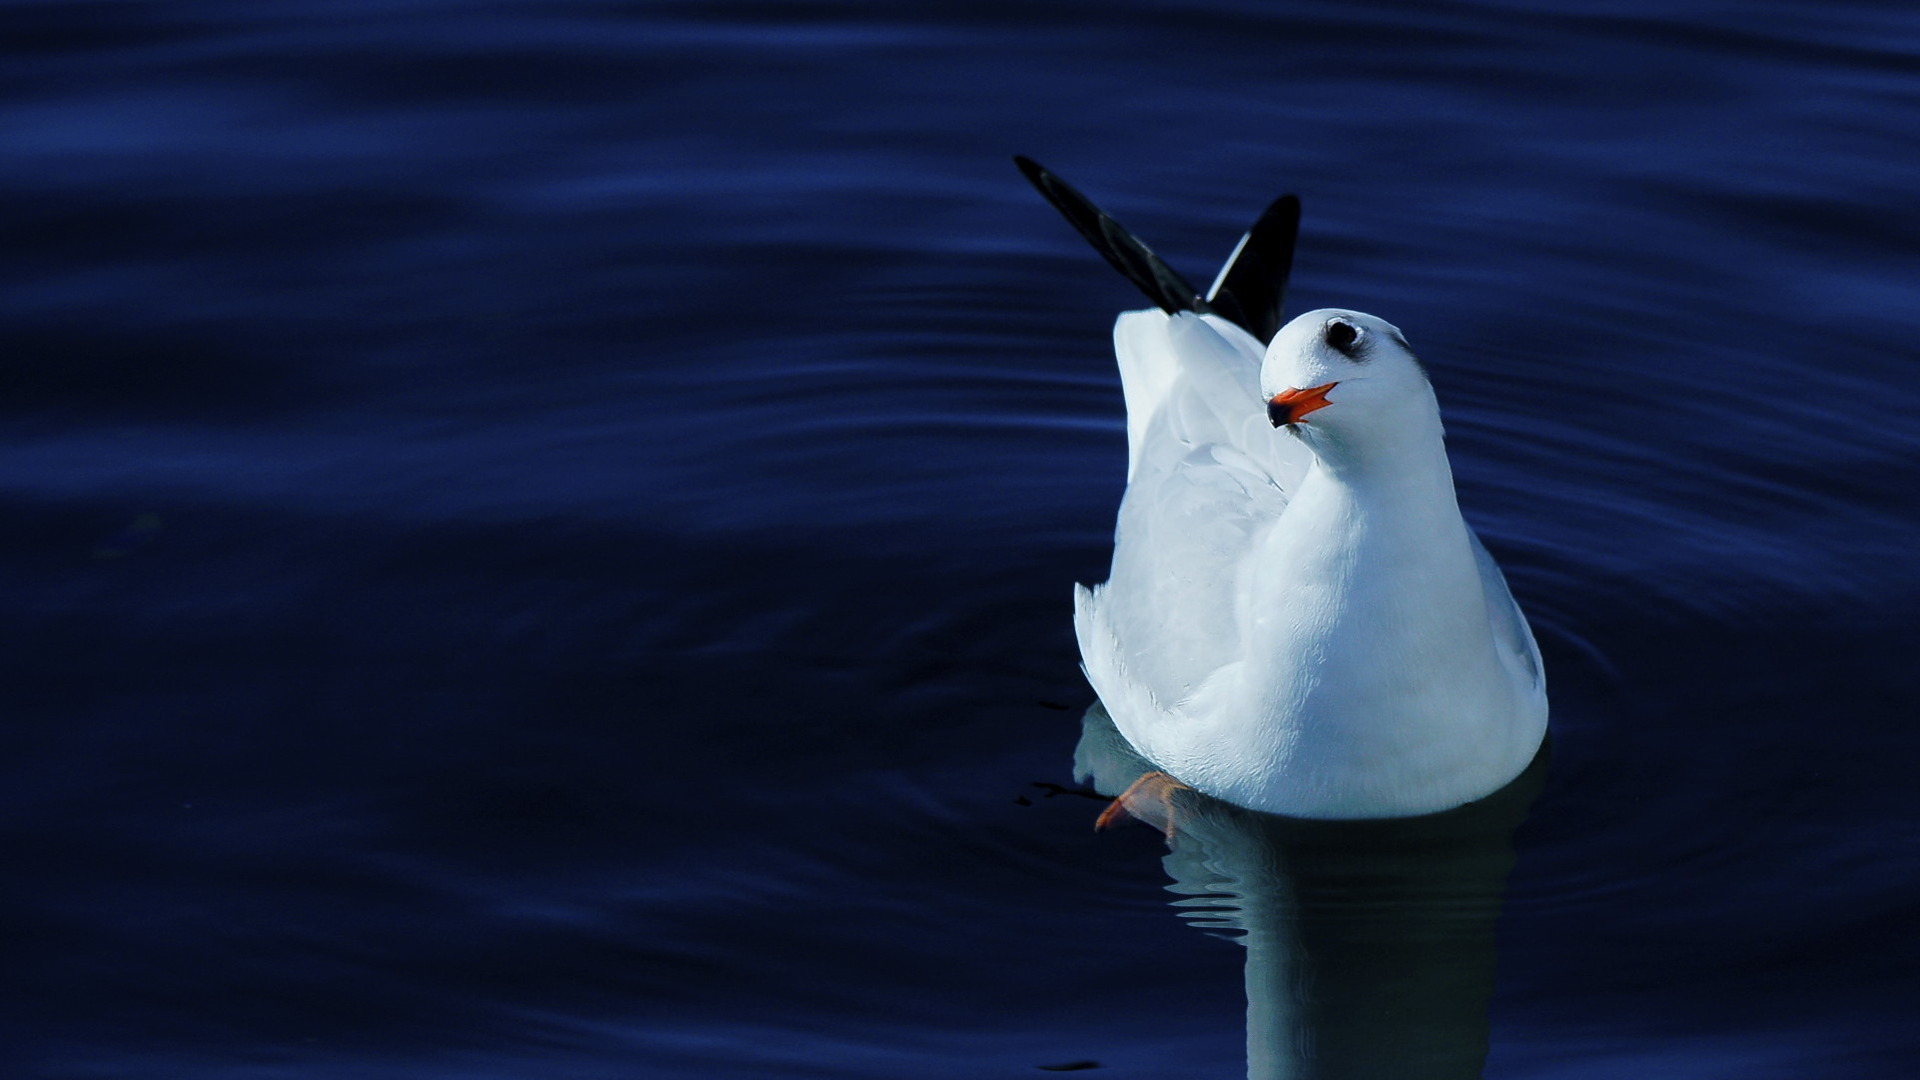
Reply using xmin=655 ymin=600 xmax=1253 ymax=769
xmin=1260 ymin=309 xmax=1436 ymax=451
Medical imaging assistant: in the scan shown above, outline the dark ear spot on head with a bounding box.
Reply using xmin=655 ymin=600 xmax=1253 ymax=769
xmin=1324 ymin=318 xmax=1360 ymax=354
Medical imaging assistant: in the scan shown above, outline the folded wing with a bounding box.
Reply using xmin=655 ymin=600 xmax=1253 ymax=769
xmin=1083 ymin=310 xmax=1310 ymax=711
xmin=1016 ymin=158 xmax=1311 ymax=713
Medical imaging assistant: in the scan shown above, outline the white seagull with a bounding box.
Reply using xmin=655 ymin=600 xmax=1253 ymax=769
xmin=1018 ymin=158 xmax=1548 ymax=821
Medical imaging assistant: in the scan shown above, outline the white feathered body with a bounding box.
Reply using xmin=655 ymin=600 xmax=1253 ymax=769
xmin=1074 ymin=310 xmax=1547 ymax=819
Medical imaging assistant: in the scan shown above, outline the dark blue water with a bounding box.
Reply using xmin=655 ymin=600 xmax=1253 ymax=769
xmin=5 ymin=2 xmax=1919 ymax=1076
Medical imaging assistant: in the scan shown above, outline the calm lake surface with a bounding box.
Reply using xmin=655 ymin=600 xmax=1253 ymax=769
xmin=5 ymin=2 xmax=1919 ymax=1076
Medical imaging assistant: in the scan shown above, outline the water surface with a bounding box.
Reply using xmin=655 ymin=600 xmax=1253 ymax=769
xmin=4 ymin=1 xmax=1919 ymax=1077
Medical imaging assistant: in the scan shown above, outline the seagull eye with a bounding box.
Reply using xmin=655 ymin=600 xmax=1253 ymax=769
xmin=1324 ymin=319 xmax=1361 ymax=353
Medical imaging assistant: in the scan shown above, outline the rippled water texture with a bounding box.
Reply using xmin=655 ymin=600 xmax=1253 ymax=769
xmin=5 ymin=2 xmax=1919 ymax=1077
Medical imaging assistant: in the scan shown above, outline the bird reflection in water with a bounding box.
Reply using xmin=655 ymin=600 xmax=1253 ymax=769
xmin=1075 ymin=702 xmax=1549 ymax=1080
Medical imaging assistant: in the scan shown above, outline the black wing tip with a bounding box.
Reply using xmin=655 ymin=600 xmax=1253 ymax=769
xmin=1012 ymin=155 xmax=1043 ymax=190
xmin=1011 ymin=156 xmax=1302 ymax=337
xmin=1208 ymin=190 xmax=1303 ymax=343
xmin=1011 ymin=155 xmax=1201 ymax=317
xmin=1011 ymin=155 xmax=1078 ymax=208
xmin=1255 ymin=193 xmax=1302 ymax=246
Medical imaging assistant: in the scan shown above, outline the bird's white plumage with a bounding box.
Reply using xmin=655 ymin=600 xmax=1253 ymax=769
xmin=1075 ymin=306 xmax=1548 ymax=819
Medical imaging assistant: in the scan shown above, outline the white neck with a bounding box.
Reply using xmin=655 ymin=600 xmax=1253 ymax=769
xmin=1217 ymin=390 xmax=1522 ymax=816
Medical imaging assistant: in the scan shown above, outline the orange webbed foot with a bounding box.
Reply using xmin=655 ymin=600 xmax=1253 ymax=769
xmin=1095 ymin=770 xmax=1193 ymax=840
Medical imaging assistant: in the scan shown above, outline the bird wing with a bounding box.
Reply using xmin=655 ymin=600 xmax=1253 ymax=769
xmin=1077 ymin=310 xmax=1311 ymax=713
xmin=1013 ymin=156 xmax=1299 ymax=344
xmin=1468 ymin=529 xmax=1547 ymax=697
xmin=1016 ymin=158 xmax=1311 ymax=719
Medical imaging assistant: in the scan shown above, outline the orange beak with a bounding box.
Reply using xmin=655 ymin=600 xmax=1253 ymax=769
xmin=1268 ymin=382 xmax=1338 ymax=427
